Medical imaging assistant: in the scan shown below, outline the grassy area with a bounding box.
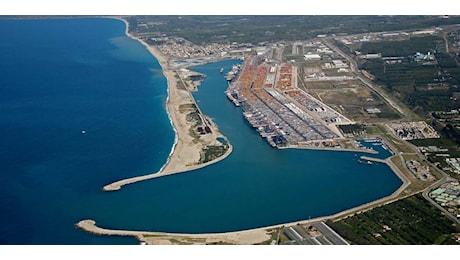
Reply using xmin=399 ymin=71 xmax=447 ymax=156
xmin=355 ymin=35 xmax=460 ymax=115
xmin=410 ymin=136 xmax=458 ymax=147
xmin=409 ymin=137 xmax=460 ymax=177
xmin=338 ymin=124 xmax=366 ymax=136
xmin=307 ymin=81 xmax=401 ymax=122
xmin=185 ymin=110 xmax=202 ymax=126
xmin=358 ymin=36 xmax=445 ymax=56
xmin=182 ymin=103 xmax=204 ymax=144
xmin=391 ymin=154 xmax=439 ymax=189
xmin=409 ymin=137 xmax=459 ymax=151
xmin=188 ymin=127 xmax=201 ymax=144
xmin=178 ymin=103 xmax=197 ymax=113
xmin=364 ymin=124 xmax=384 ymax=135
xmin=199 ymin=145 xmax=228 ymax=164
xmin=328 ymin=194 xmax=460 ymax=244
xmin=387 ymin=155 xmax=433 ymax=195
xmin=174 ymin=75 xmax=187 ymax=90
xmin=366 ymin=124 xmax=415 ymax=154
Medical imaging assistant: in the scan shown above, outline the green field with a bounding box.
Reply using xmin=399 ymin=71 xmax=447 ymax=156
xmin=358 ymin=36 xmax=445 ymax=56
xmin=356 ymin=36 xmax=460 ymax=114
xmin=128 ymin=16 xmax=460 ymax=45
xmin=199 ymin=145 xmax=228 ymax=164
xmin=327 ymin=194 xmax=460 ymax=244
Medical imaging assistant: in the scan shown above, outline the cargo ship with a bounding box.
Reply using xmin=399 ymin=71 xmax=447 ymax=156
xmin=226 ymin=91 xmax=240 ymax=106
xmin=225 ymin=64 xmax=241 ymax=82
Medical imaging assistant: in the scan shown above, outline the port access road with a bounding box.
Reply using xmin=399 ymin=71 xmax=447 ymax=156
xmin=323 ymin=38 xmax=407 ymax=118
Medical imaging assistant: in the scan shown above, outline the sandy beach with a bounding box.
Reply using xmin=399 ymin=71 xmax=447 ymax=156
xmin=76 ymin=219 xmax=272 ymax=245
xmin=101 ymin=17 xmax=233 ymax=191
xmin=76 ymin=149 xmax=411 ymax=244
xmin=74 ymin=17 xmax=415 ymax=245
xmin=103 ymin=17 xmax=386 ymax=190
xmin=76 ymin=161 xmax=410 ymax=245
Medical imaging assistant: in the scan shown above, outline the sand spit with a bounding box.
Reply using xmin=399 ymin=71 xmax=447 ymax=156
xmin=76 ymin=17 xmax=415 ymax=245
xmin=102 ymin=17 xmax=233 ymax=191
xmin=103 ymin=143 xmax=232 ymax=191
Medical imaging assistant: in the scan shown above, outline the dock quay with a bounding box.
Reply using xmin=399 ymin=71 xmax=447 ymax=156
xmin=359 ymin=156 xmax=387 ymax=164
xmin=226 ymin=91 xmax=240 ymax=106
xmin=225 ymin=55 xmax=353 ymax=148
xmin=363 ymin=138 xmax=382 ymax=143
xmin=225 ymin=64 xmax=241 ymax=82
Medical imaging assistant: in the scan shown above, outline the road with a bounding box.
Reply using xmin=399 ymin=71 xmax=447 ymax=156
xmin=422 ymin=173 xmax=460 ymax=225
xmin=323 ymin=39 xmax=407 ymax=118
xmin=399 ymin=138 xmax=460 ymax=224
xmin=324 ymin=38 xmax=460 ymax=224
xmin=440 ymin=24 xmax=460 ymax=53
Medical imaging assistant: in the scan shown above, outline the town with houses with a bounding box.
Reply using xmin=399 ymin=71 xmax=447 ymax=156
xmin=125 ymin=16 xmax=460 ymax=245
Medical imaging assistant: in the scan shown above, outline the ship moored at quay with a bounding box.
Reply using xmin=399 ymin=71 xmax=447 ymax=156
xmin=225 ymin=54 xmax=354 ymax=149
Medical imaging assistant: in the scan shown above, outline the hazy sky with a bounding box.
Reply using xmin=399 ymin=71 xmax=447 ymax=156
xmin=2 ymin=0 xmax=459 ymax=15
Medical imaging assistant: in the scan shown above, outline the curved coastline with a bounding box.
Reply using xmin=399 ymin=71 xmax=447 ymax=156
xmin=102 ymin=17 xmax=233 ymax=191
xmin=105 ymin=16 xmax=382 ymax=191
xmin=102 ymin=144 xmax=233 ymax=191
xmin=79 ymin=17 xmax=413 ymax=244
xmin=114 ymin=17 xmax=179 ymax=174
xmin=77 ymin=155 xmax=410 ymax=244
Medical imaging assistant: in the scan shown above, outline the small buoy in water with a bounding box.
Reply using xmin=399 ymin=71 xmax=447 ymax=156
xmin=81 ymin=130 xmax=86 ymax=134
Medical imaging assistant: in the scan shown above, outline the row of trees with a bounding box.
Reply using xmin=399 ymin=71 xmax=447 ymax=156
xmin=327 ymin=194 xmax=460 ymax=244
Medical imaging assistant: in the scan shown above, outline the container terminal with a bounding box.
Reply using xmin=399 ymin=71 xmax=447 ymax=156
xmin=226 ymin=54 xmax=353 ymax=148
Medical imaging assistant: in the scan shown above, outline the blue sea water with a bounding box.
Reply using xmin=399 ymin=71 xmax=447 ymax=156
xmin=0 ymin=18 xmax=173 ymax=244
xmin=0 ymin=18 xmax=402 ymax=245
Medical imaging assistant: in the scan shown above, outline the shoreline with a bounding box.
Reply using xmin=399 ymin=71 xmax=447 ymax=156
xmin=101 ymin=17 xmax=234 ymax=191
xmin=282 ymin=144 xmax=379 ymax=154
xmin=77 ymin=17 xmax=413 ymax=244
xmin=113 ymin=17 xmax=179 ymax=174
xmin=77 ymin=154 xmax=411 ymax=244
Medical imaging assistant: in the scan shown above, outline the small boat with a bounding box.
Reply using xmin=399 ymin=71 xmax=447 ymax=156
xmin=357 ymin=159 xmax=372 ymax=165
xmin=81 ymin=130 xmax=86 ymax=134
xmin=220 ymin=68 xmax=224 ymax=73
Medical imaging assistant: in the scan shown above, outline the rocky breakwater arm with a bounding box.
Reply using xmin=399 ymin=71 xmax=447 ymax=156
xmin=76 ymin=219 xmax=270 ymax=245
xmin=102 ymin=140 xmax=232 ymax=192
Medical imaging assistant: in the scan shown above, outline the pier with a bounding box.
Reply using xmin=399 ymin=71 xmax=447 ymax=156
xmin=360 ymin=155 xmax=387 ymax=164
xmin=225 ymin=55 xmax=353 ymax=148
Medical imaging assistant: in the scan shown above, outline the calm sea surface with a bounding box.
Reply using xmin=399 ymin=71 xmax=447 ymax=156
xmin=0 ymin=18 xmax=402 ymax=245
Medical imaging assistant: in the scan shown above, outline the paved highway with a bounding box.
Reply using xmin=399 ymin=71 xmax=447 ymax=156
xmin=399 ymin=139 xmax=460 ymax=224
